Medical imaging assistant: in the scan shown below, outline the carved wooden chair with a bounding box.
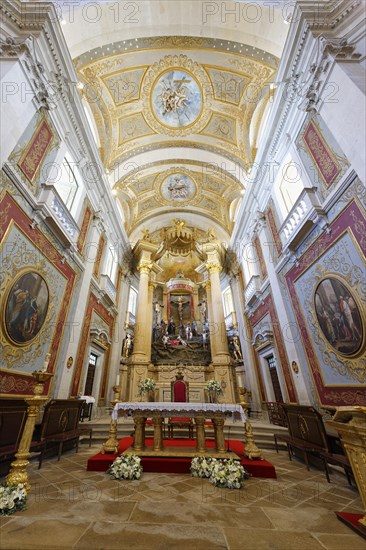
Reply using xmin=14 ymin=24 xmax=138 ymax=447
xmin=168 ymin=374 xmax=194 ymax=439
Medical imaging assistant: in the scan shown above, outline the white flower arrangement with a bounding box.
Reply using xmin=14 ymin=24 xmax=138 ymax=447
xmin=108 ymin=454 xmax=142 ymax=480
xmin=190 ymin=456 xmax=216 ymax=478
xmin=0 ymin=483 xmax=27 ymax=516
xmin=210 ymin=458 xmax=249 ymax=489
xmin=138 ymin=377 xmax=156 ymax=395
xmin=206 ymin=379 xmax=223 ymax=395
xmin=190 ymin=457 xmax=249 ymax=489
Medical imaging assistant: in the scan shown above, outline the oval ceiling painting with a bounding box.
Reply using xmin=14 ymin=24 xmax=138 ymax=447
xmin=151 ymin=69 xmax=202 ymax=128
xmin=161 ymin=173 xmax=196 ymax=203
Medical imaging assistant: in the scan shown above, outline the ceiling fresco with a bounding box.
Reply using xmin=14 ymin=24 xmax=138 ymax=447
xmin=74 ymin=35 xmax=279 ymax=238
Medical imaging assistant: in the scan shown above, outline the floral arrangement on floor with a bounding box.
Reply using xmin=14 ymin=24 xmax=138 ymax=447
xmin=138 ymin=377 xmax=156 ymax=396
xmin=190 ymin=456 xmax=216 ymax=478
xmin=190 ymin=457 xmax=249 ymax=489
xmin=0 ymin=483 xmax=27 ymax=516
xmin=108 ymin=454 xmax=142 ymax=480
xmin=206 ymin=379 xmax=223 ymax=395
xmin=210 ymin=458 xmax=249 ymax=489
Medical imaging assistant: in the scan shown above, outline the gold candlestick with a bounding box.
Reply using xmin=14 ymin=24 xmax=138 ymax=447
xmin=101 ymin=386 xmax=121 ymax=454
xmin=7 ymin=371 xmax=53 ymax=491
xmin=239 ymin=387 xmax=263 ymax=460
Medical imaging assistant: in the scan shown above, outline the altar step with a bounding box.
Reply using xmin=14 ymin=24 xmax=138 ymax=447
xmin=81 ymin=415 xmax=288 ymax=451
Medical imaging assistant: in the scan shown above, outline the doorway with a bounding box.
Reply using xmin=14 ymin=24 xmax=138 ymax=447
xmin=266 ymin=355 xmax=283 ymax=402
xmin=84 ymin=352 xmax=97 ymax=395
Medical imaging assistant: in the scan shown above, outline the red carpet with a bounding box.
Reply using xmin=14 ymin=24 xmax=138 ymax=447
xmin=87 ymin=437 xmax=276 ymax=478
xmin=336 ymin=512 xmax=366 ymax=539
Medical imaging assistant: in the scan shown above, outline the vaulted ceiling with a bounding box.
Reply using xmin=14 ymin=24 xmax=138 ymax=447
xmin=62 ymin=1 xmax=289 ymax=242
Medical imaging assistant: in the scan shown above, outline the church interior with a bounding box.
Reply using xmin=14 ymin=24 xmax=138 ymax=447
xmin=0 ymin=1 xmax=365 ymax=548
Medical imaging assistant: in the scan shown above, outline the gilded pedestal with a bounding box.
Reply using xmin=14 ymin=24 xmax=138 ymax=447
xmin=7 ymin=371 xmax=53 ymax=491
xmin=239 ymin=387 xmax=263 ymax=460
xmin=101 ymin=387 xmax=120 ymax=454
xmin=328 ymin=406 xmax=366 ymax=530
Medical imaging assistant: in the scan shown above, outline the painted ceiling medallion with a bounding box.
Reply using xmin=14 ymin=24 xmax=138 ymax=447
xmin=143 ymin=55 xmax=212 ymax=137
xmin=161 ymin=173 xmax=196 ymax=203
xmin=151 ymin=69 xmax=202 ymax=128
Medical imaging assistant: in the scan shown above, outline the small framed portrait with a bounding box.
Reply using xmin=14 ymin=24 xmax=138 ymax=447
xmin=4 ymin=271 xmax=49 ymax=345
xmin=314 ymin=277 xmax=364 ymax=357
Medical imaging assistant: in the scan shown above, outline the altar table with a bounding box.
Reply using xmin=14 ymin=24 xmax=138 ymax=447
xmin=112 ymin=402 xmax=246 ymax=454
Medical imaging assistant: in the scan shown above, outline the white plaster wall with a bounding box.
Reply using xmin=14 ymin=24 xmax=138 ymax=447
xmin=61 ymin=1 xmax=288 ymax=59
xmin=0 ymin=60 xmax=36 ymax=166
xmin=320 ymin=62 xmax=366 ymax=185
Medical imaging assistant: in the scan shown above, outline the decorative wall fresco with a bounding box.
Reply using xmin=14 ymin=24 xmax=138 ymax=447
xmin=296 ymin=115 xmax=350 ymax=201
xmin=0 ymin=192 xmax=76 ymax=397
xmin=8 ymin=112 xmax=60 ymax=195
xmin=285 ymin=200 xmax=366 ymax=407
xmin=253 ymin=234 xmax=267 ymax=280
xmin=17 ymin=119 xmax=54 ymax=183
xmin=77 ymin=202 xmax=93 ymax=254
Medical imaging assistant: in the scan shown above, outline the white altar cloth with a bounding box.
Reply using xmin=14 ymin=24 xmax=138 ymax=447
xmin=112 ymin=401 xmax=246 ymax=423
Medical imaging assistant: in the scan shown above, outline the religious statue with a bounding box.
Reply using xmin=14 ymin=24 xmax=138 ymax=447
xmin=122 ymin=333 xmax=133 ymax=358
xmin=154 ymin=302 xmax=162 ymax=325
xmin=199 ymin=299 xmax=207 ymax=323
xmin=176 ymin=296 xmax=190 ymax=322
xmin=232 ymin=336 xmax=243 ymax=362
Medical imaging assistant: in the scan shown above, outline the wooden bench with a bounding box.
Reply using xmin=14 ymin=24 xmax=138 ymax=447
xmin=274 ymin=404 xmax=353 ymax=484
xmin=0 ymin=399 xmax=28 ymax=475
xmin=31 ymin=399 xmax=92 ymax=468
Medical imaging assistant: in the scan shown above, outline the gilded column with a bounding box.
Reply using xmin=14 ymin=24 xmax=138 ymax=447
xmin=131 ymin=260 xmax=152 ymax=363
xmin=205 ymin=282 xmax=217 ymax=358
xmin=206 ymin=260 xmax=230 ymax=362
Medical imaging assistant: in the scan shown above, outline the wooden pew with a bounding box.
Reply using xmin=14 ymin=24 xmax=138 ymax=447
xmin=0 ymin=399 xmax=28 ymax=475
xmin=274 ymin=404 xmax=353 ymax=484
xmin=31 ymin=399 xmax=89 ymax=468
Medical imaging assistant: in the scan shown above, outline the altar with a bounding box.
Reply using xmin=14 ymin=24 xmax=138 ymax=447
xmin=112 ymin=402 xmax=245 ymax=457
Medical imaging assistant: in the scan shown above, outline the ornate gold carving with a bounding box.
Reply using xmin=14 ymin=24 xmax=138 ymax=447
xmin=206 ymin=260 xmax=222 ymax=274
xmin=137 ymin=260 xmax=153 ymax=275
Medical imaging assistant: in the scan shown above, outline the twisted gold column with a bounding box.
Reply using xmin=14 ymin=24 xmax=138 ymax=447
xmin=153 ymin=415 xmax=164 ymax=451
xmin=195 ymin=415 xmax=206 ymax=453
xmin=7 ymin=371 xmax=53 ymax=491
xmin=213 ymin=415 xmax=226 ymax=453
xmin=101 ymin=386 xmax=121 ymax=454
xmin=239 ymin=387 xmax=263 ymax=460
xmin=133 ymin=415 xmax=146 ymax=452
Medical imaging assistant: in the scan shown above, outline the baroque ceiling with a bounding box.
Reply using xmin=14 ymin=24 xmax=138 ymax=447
xmin=67 ymin=2 xmax=286 ymax=241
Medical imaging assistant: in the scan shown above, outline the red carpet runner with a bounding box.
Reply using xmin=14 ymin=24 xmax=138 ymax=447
xmin=87 ymin=437 xmax=276 ymax=479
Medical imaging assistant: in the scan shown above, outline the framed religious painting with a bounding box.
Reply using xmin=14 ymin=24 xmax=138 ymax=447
xmin=314 ymin=277 xmax=364 ymax=357
xmin=4 ymin=271 xmax=49 ymax=345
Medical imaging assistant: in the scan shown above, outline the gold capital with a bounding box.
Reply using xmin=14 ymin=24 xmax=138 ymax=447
xmin=137 ymin=260 xmax=153 ymax=275
xmin=206 ymin=260 xmax=222 ymax=274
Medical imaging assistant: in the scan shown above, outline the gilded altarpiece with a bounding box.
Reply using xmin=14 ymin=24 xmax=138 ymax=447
xmin=0 ymin=193 xmax=76 ymax=397
xmin=285 ymin=200 xmax=366 ymax=407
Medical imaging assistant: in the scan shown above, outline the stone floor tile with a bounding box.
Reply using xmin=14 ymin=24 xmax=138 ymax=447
xmin=0 ymin=518 xmax=91 ymax=549
xmin=74 ymin=521 xmax=228 ymax=550
xmin=314 ymin=533 xmax=366 ymax=549
xmin=224 ymin=527 xmax=325 ymax=550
